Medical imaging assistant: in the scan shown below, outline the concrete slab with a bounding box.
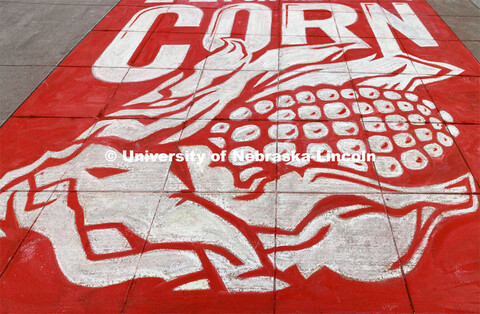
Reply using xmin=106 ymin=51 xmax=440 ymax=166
xmin=463 ymin=40 xmax=480 ymax=61
xmin=0 ymin=65 xmax=52 ymax=125
xmin=426 ymin=0 xmax=480 ymax=16
xmin=0 ymin=3 xmax=113 ymax=66
xmin=441 ymin=15 xmax=480 ymax=41
xmin=0 ymin=1 xmax=118 ymax=125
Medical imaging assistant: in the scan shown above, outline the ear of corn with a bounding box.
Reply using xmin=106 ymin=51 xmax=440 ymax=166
xmin=201 ymin=83 xmax=458 ymax=188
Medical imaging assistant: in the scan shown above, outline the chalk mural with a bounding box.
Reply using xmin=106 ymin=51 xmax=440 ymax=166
xmin=0 ymin=0 xmax=478 ymax=305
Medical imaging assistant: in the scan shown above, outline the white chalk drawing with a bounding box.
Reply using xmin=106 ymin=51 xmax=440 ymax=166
xmin=0 ymin=3 xmax=477 ymax=292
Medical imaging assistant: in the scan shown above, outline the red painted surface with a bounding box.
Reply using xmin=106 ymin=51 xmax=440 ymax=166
xmin=0 ymin=0 xmax=479 ymax=312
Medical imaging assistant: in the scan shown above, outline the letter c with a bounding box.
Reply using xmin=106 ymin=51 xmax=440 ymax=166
xmin=93 ymin=5 xmax=203 ymax=82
